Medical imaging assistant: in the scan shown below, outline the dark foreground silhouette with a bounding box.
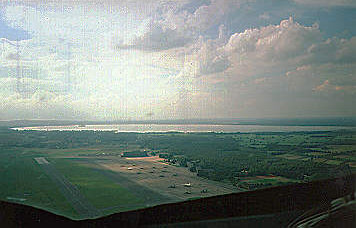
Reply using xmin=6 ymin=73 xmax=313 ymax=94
xmin=1 ymin=174 xmax=355 ymax=227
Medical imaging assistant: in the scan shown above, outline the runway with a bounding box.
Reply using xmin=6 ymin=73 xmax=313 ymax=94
xmin=35 ymin=157 xmax=100 ymax=218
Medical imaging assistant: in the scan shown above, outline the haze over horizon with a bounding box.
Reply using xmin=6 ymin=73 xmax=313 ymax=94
xmin=1 ymin=0 xmax=355 ymax=121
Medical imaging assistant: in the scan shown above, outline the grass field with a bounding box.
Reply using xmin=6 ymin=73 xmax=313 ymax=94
xmin=237 ymin=175 xmax=299 ymax=190
xmin=276 ymin=153 xmax=305 ymax=160
xmin=0 ymin=146 xmax=148 ymax=219
xmin=307 ymin=152 xmax=327 ymax=156
xmin=0 ymin=148 xmax=78 ymax=218
xmin=50 ymin=158 xmax=145 ymax=214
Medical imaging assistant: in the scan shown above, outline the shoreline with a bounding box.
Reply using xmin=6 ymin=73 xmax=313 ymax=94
xmin=11 ymin=124 xmax=356 ymax=133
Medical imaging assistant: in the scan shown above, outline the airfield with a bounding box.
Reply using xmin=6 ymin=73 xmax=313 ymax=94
xmin=81 ymin=155 xmax=235 ymax=200
xmin=34 ymin=157 xmax=100 ymax=218
xmin=30 ymin=151 xmax=236 ymax=219
xmin=1 ymin=128 xmax=355 ymax=219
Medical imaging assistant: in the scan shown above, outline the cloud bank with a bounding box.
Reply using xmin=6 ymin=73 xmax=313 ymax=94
xmin=0 ymin=1 xmax=355 ymax=120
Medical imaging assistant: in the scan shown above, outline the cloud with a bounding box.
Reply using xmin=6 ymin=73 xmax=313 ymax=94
xmin=181 ymin=16 xmax=356 ymax=117
xmin=118 ymin=20 xmax=193 ymax=51
xmin=259 ymin=12 xmax=271 ymax=20
xmin=293 ymin=0 xmax=356 ymax=7
xmin=307 ymin=36 xmax=356 ymax=64
xmin=186 ymin=17 xmax=322 ymax=80
xmin=1 ymin=1 xmax=355 ymax=119
xmin=117 ymin=0 xmax=246 ymax=51
xmin=313 ymin=79 xmax=329 ymax=91
xmin=185 ymin=0 xmax=235 ymax=30
xmin=197 ymin=16 xmax=355 ymax=85
xmin=225 ymin=17 xmax=321 ymax=62
xmin=313 ymin=79 xmax=356 ymax=93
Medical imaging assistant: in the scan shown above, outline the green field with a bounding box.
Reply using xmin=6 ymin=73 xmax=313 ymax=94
xmin=0 ymin=148 xmax=146 ymax=219
xmin=276 ymin=153 xmax=305 ymax=160
xmin=51 ymin=158 xmax=144 ymax=212
xmin=0 ymin=148 xmax=78 ymax=218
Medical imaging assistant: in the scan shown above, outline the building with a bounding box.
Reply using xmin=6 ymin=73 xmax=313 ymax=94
xmin=121 ymin=151 xmax=148 ymax=157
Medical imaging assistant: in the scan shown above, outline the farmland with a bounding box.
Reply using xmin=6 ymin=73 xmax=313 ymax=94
xmin=0 ymin=126 xmax=355 ymax=219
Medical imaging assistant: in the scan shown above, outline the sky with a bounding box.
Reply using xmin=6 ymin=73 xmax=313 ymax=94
xmin=0 ymin=0 xmax=355 ymax=120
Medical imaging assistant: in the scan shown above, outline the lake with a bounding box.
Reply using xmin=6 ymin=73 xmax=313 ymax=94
xmin=12 ymin=124 xmax=356 ymax=133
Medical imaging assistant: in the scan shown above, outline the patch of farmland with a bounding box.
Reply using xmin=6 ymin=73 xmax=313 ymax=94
xmin=325 ymin=160 xmax=343 ymax=165
xmin=307 ymin=152 xmax=327 ymax=156
xmin=276 ymin=153 xmax=305 ymax=160
xmin=327 ymin=145 xmax=356 ymax=153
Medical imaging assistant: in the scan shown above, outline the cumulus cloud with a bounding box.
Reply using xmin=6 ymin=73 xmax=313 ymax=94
xmin=193 ymin=16 xmax=355 ymax=86
xmin=225 ymin=17 xmax=321 ymax=62
xmin=117 ymin=0 xmax=245 ymax=51
xmin=118 ymin=21 xmax=193 ymax=51
xmin=181 ymin=16 xmax=356 ymax=117
xmin=307 ymin=36 xmax=356 ymax=64
xmin=185 ymin=17 xmax=322 ymax=81
xmin=196 ymin=38 xmax=230 ymax=75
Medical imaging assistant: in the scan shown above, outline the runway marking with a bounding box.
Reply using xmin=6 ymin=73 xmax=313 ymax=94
xmin=35 ymin=157 xmax=100 ymax=218
xmin=34 ymin=157 xmax=49 ymax=164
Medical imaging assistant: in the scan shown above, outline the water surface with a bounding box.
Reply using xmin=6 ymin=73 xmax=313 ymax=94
xmin=13 ymin=124 xmax=356 ymax=133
